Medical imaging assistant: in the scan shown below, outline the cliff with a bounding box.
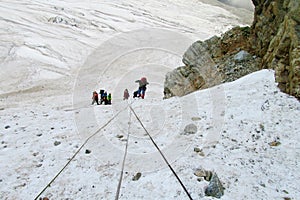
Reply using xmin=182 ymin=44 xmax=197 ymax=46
xmin=251 ymin=0 xmax=300 ymax=98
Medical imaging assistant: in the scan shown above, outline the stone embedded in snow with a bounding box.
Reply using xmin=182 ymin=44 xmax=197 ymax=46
xmin=4 ymin=125 xmax=10 ymax=129
xmin=54 ymin=141 xmax=61 ymax=146
xmin=132 ymin=172 xmax=142 ymax=181
xmin=234 ymin=50 xmax=251 ymax=62
xmin=194 ymin=147 xmax=205 ymax=156
xmin=183 ymin=124 xmax=197 ymax=135
xmin=85 ymin=149 xmax=91 ymax=154
xmin=194 ymin=168 xmax=212 ymax=181
xmin=194 ymin=147 xmax=201 ymax=153
xmin=191 ymin=117 xmax=201 ymax=121
xmin=205 ymin=173 xmax=224 ymax=198
xmin=269 ymin=141 xmax=281 ymax=147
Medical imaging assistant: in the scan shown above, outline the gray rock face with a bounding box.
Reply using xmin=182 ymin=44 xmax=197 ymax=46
xmin=164 ymin=66 xmax=206 ymax=98
xmin=234 ymin=50 xmax=251 ymax=62
xmin=164 ymin=40 xmax=222 ymax=98
xmin=205 ymin=173 xmax=224 ymax=198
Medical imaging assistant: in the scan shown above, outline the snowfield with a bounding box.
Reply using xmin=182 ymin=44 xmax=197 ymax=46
xmin=0 ymin=0 xmax=299 ymax=200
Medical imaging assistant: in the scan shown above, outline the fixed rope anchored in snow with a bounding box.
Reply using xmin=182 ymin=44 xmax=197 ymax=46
xmin=34 ymin=104 xmax=129 ymax=200
xmin=115 ymin=103 xmax=132 ymax=200
xmin=129 ymin=105 xmax=193 ymax=200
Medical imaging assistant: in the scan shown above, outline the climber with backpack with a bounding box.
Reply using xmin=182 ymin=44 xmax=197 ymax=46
xmin=135 ymin=77 xmax=149 ymax=99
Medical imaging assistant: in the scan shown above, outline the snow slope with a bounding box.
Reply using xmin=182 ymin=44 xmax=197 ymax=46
xmin=1 ymin=0 xmax=299 ymax=200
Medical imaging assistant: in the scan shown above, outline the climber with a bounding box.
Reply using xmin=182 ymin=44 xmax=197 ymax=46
xmin=135 ymin=77 xmax=149 ymax=99
xmin=92 ymin=91 xmax=99 ymax=105
xmin=123 ymin=89 xmax=130 ymax=100
xmin=99 ymin=90 xmax=107 ymax=105
xmin=107 ymin=93 xmax=112 ymax=105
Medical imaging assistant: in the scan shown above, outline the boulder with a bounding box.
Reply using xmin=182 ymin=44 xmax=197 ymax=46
xmin=183 ymin=124 xmax=197 ymax=135
xmin=205 ymin=173 xmax=224 ymax=198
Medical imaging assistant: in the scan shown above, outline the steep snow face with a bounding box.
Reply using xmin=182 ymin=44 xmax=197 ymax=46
xmin=1 ymin=69 xmax=299 ymax=199
xmin=1 ymin=1 xmax=299 ymax=200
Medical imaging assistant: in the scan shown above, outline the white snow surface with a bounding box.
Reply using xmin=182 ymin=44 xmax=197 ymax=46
xmin=0 ymin=0 xmax=300 ymax=200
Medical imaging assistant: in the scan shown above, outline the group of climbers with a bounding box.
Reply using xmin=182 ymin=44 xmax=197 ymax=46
xmin=92 ymin=89 xmax=112 ymax=105
xmin=92 ymin=77 xmax=149 ymax=105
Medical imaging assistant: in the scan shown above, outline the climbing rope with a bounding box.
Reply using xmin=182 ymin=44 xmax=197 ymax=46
xmin=129 ymin=105 xmax=193 ymax=200
xmin=115 ymin=102 xmax=132 ymax=200
xmin=34 ymin=104 xmax=129 ymax=200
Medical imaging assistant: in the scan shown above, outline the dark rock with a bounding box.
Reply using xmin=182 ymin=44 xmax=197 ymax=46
xmin=205 ymin=173 xmax=224 ymax=198
xmin=33 ymin=152 xmax=39 ymax=156
xmin=36 ymin=133 xmax=42 ymax=137
xmin=85 ymin=149 xmax=91 ymax=154
xmin=4 ymin=125 xmax=10 ymax=129
xmin=54 ymin=141 xmax=61 ymax=146
xmin=132 ymin=172 xmax=142 ymax=181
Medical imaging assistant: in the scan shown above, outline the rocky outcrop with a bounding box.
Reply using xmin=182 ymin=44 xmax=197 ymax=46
xmin=164 ymin=27 xmax=260 ymax=98
xmin=251 ymin=0 xmax=300 ymax=99
xmin=164 ymin=0 xmax=300 ymax=99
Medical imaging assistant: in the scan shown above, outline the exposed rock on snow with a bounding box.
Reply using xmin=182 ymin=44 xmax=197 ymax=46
xmin=183 ymin=123 xmax=198 ymax=135
xmin=164 ymin=26 xmax=261 ymax=98
xmin=205 ymin=173 xmax=224 ymax=198
xmin=85 ymin=149 xmax=91 ymax=154
xmin=269 ymin=140 xmax=281 ymax=147
xmin=194 ymin=168 xmax=212 ymax=181
xmin=132 ymin=172 xmax=142 ymax=181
